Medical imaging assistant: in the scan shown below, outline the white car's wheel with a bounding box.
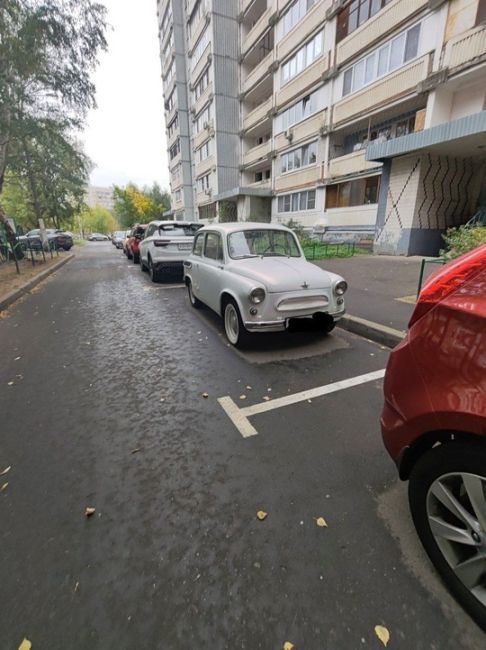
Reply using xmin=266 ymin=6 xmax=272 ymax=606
xmin=224 ymin=299 xmax=250 ymax=348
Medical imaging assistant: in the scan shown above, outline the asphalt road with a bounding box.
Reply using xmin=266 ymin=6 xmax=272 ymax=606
xmin=1 ymin=243 xmax=484 ymax=650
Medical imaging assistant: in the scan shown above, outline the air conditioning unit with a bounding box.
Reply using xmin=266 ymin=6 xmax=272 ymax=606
xmin=285 ymin=128 xmax=293 ymax=142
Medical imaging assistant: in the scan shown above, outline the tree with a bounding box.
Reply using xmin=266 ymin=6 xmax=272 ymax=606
xmin=113 ymin=183 xmax=171 ymax=228
xmin=78 ymin=205 xmax=117 ymax=235
xmin=0 ymin=0 xmax=107 ymax=245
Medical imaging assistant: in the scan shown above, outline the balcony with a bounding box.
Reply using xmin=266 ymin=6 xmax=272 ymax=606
xmin=191 ymin=42 xmax=211 ymax=85
xmin=192 ymin=82 xmax=213 ymax=117
xmin=197 ymin=190 xmax=213 ymax=205
xmin=328 ymin=149 xmax=382 ymax=178
xmin=243 ymin=140 xmax=272 ymax=166
xmin=167 ymin=128 xmax=180 ymax=150
xmin=444 ymin=25 xmax=486 ymax=70
xmin=333 ymin=54 xmax=430 ymax=126
xmin=246 ymin=179 xmax=272 ymax=191
xmin=242 ymin=52 xmax=274 ymax=95
xmin=169 ymin=151 xmax=181 ymax=169
xmin=276 ymin=53 xmax=329 ymax=109
xmin=276 ymin=0 xmax=330 ymax=63
xmin=193 ymin=120 xmax=213 ymax=150
xmin=336 ymin=0 xmax=429 ymax=67
xmin=275 ymin=165 xmax=322 ymax=192
xmin=243 ymin=97 xmax=273 ymax=132
xmin=242 ymin=4 xmax=276 ymax=57
xmin=189 ymin=12 xmax=209 ymax=53
xmin=195 ymin=154 xmax=215 ymax=178
xmin=274 ymin=110 xmax=327 ymax=152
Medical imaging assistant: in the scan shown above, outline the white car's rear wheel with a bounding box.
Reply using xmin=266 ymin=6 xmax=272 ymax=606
xmin=224 ymin=299 xmax=250 ymax=348
xmin=187 ymin=281 xmax=202 ymax=309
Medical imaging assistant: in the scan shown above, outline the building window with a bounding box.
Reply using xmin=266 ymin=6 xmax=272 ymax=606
xmin=194 ymin=103 xmax=212 ymax=133
xmin=160 ymin=4 xmax=172 ymax=41
xmin=337 ymin=0 xmax=393 ymax=43
xmin=169 ymin=139 xmax=180 ymax=161
xmin=255 ymin=169 xmax=271 ymax=182
xmin=166 ymin=90 xmax=175 ymax=112
xmin=281 ymin=0 xmax=316 ymax=38
xmin=194 ymin=67 xmax=210 ymax=100
xmin=199 ymin=203 xmax=217 ymax=220
xmin=165 ymin=59 xmax=176 ymax=85
xmin=196 ymin=140 xmax=211 ymax=162
xmin=325 ymin=176 xmax=381 ymax=208
xmin=188 ymin=0 xmax=207 ymax=38
xmin=281 ymin=141 xmax=317 ymax=174
xmin=342 ymin=23 xmax=421 ymax=96
xmin=197 ymin=173 xmax=211 ymax=192
xmin=281 ymin=31 xmax=323 ymax=84
xmin=167 ymin=115 xmax=179 ymax=138
xmin=174 ymin=189 xmax=182 ymax=203
xmin=278 ymin=91 xmax=319 ymax=132
xmin=192 ymin=26 xmax=210 ymax=69
xmin=278 ymin=190 xmax=316 ymax=212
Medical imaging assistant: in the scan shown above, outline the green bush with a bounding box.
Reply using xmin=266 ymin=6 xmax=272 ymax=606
xmin=441 ymin=226 xmax=486 ymax=259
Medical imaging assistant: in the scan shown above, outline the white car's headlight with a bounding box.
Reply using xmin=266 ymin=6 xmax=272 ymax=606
xmin=334 ymin=280 xmax=348 ymax=296
xmin=249 ymin=287 xmax=266 ymax=304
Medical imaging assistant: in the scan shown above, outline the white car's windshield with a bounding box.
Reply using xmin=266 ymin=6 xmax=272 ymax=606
xmin=228 ymin=229 xmax=301 ymax=259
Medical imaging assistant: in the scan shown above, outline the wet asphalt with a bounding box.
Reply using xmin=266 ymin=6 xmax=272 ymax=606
xmin=0 ymin=243 xmax=484 ymax=650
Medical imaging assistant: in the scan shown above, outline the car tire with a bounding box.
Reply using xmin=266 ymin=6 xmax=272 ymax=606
xmin=223 ymin=298 xmax=251 ymax=348
xmin=148 ymin=257 xmax=160 ymax=283
xmin=187 ymin=280 xmax=203 ymax=309
xmin=408 ymin=441 xmax=486 ymax=631
xmin=140 ymin=257 xmax=148 ymax=272
xmin=133 ymin=253 xmax=139 ymax=264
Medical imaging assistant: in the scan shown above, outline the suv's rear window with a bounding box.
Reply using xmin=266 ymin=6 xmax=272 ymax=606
xmin=158 ymin=225 xmax=199 ymax=237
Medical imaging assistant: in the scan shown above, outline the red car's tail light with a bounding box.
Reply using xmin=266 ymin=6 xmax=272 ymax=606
xmin=409 ymin=244 xmax=486 ymax=328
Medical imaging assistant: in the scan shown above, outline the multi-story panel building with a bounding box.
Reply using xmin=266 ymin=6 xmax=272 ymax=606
xmin=85 ymin=186 xmax=115 ymax=212
xmin=157 ymin=0 xmax=486 ymax=255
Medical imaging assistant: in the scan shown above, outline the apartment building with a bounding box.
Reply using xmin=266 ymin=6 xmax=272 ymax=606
xmin=85 ymin=185 xmax=115 ymax=212
xmin=157 ymin=0 xmax=486 ymax=255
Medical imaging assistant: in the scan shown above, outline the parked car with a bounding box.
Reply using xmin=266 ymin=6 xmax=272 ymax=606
xmin=140 ymin=220 xmax=201 ymax=281
xmin=113 ymin=230 xmax=127 ymax=249
xmin=183 ymin=223 xmax=347 ymax=347
xmin=88 ymin=233 xmax=110 ymax=241
xmin=381 ymin=244 xmax=486 ymax=631
xmin=19 ymin=228 xmax=73 ymax=251
xmin=122 ymin=230 xmax=132 ymax=257
xmin=126 ymin=224 xmax=147 ymax=263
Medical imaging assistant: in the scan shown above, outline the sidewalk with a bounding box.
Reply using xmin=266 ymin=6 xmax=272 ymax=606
xmin=314 ymin=254 xmax=438 ymax=334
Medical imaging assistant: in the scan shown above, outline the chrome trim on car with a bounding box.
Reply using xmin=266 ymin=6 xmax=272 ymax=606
xmin=244 ymin=320 xmax=287 ymax=332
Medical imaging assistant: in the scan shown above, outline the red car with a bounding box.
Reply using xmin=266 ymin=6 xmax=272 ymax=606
xmin=381 ymin=244 xmax=486 ymax=630
xmin=126 ymin=224 xmax=147 ymax=264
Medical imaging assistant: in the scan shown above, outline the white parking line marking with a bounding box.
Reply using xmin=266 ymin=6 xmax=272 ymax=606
xmin=218 ymin=369 xmax=386 ymax=438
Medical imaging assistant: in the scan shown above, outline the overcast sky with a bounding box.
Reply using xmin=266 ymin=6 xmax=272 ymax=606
xmin=83 ymin=0 xmax=169 ymax=190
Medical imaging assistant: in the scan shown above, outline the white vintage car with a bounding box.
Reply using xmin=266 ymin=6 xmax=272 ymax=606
xmin=183 ymin=223 xmax=347 ymax=347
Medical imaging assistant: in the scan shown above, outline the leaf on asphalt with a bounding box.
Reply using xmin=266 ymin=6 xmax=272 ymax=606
xmin=1 ymin=483 xmax=8 ymax=492
xmin=375 ymin=625 xmax=390 ymax=647
xmin=239 ymin=395 xmax=247 ymax=400
xmin=0 ymin=466 xmax=11 ymax=476
xmin=14 ymin=356 xmax=21 ymax=361
xmin=8 ymin=381 xmax=14 ymax=386
xmin=74 ymin=582 xmax=80 ymax=593
xmin=283 ymin=642 xmax=294 ymax=650
xmin=263 ymin=396 xmax=271 ymax=401
xmin=246 ymin=385 xmax=252 ymax=390
xmin=316 ymin=517 xmax=328 ymax=528
xmin=130 ymin=448 xmax=141 ymax=454
xmin=202 ymin=392 xmax=209 ymax=398
xmin=18 ymin=639 xmax=32 ymax=650
xmin=85 ymin=507 xmax=96 ymax=517
xmin=256 ymin=510 xmax=268 ymax=521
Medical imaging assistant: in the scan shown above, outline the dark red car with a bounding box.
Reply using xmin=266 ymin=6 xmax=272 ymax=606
xmin=126 ymin=224 xmax=147 ymax=264
xmin=382 ymin=244 xmax=486 ymax=630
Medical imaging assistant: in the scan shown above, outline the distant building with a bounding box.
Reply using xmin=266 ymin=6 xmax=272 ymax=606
xmin=85 ymin=186 xmax=115 ymax=212
xmin=157 ymin=0 xmax=486 ymax=255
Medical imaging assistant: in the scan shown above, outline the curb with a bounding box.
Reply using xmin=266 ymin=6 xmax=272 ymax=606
xmin=0 ymin=253 xmax=75 ymax=312
xmin=337 ymin=314 xmax=406 ymax=349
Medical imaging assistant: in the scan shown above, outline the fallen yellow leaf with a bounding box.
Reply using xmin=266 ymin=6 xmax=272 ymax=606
xmin=239 ymin=394 xmax=247 ymax=400
xmin=316 ymin=517 xmax=328 ymax=528
xmin=0 ymin=466 xmax=11 ymax=476
xmin=85 ymin=507 xmax=96 ymax=517
xmin=246 ymin=385 xmax=252 ymax=390
xmin=18 ymin=639 xmax=32 ymax=650
xmin=263 ymin=396 xmax=271 ymax=401
xmin=283 ymin=642 xmax=294 ymax=650
xmin=1 ymin=483 xmax=8 ymax=492
xmin=375 ymin=625 xmax=390 ymax=647
xmin=256 ymin=510 xmax=268 ymax=521
xmin=202 ymin=392 xmax=209 ymax=398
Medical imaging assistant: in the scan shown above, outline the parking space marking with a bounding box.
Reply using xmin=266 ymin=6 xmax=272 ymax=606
xmin=218 ymin=369 xmax=386 ymax=438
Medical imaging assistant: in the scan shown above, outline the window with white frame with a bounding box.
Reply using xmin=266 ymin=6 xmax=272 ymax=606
xmin=166 ymin=90 xmax=175 ymax=113
xmin=280 ymin=141 xmax=317 ymax=174
xmin=278 ymin=91 xmax=319 ymax=132
xmin=169 ymin=138 xmax=180 ymax=161
xmin=196 ymin=140 xmax=211 ymax=163
xmin=278 ymin=190 xmax=316 ymax=212
xmin=167 ymin=114 xmax=179 ymax=139
xmin=194 ymin=103 xmax=212 ymax=133
xmin=188 ymin=0 xmax=207 ymax=38
xmin=197 ymin=173 xmax=211 ymax=192
xmin=281 ymin=0 xmax=316 ymax=38
xmin=165 ymin=58 xmax=176 ymax=85
xmin=174 ymin=189 xmax=182 ymax=203
xmin=194 ymin=67 xmax=210 ymax=101
xmin=281 ymin=31 xmax=323 ymax=84
xmin=191 ymin=26 xmax=210 ymax=70
xmin=342 ymin=23 xmax=421 ymax=96
xmin=160 ymin=5 xmax=172 ymax=41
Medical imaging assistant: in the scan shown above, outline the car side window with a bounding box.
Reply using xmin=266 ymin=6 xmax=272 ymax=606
xmin=204 ymin=233 xmax=223 ymax=261
xmin=145 ymin=225 xmax=155 ymax=238
xmin=193 ymin=233 xmax=204 ymax=256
